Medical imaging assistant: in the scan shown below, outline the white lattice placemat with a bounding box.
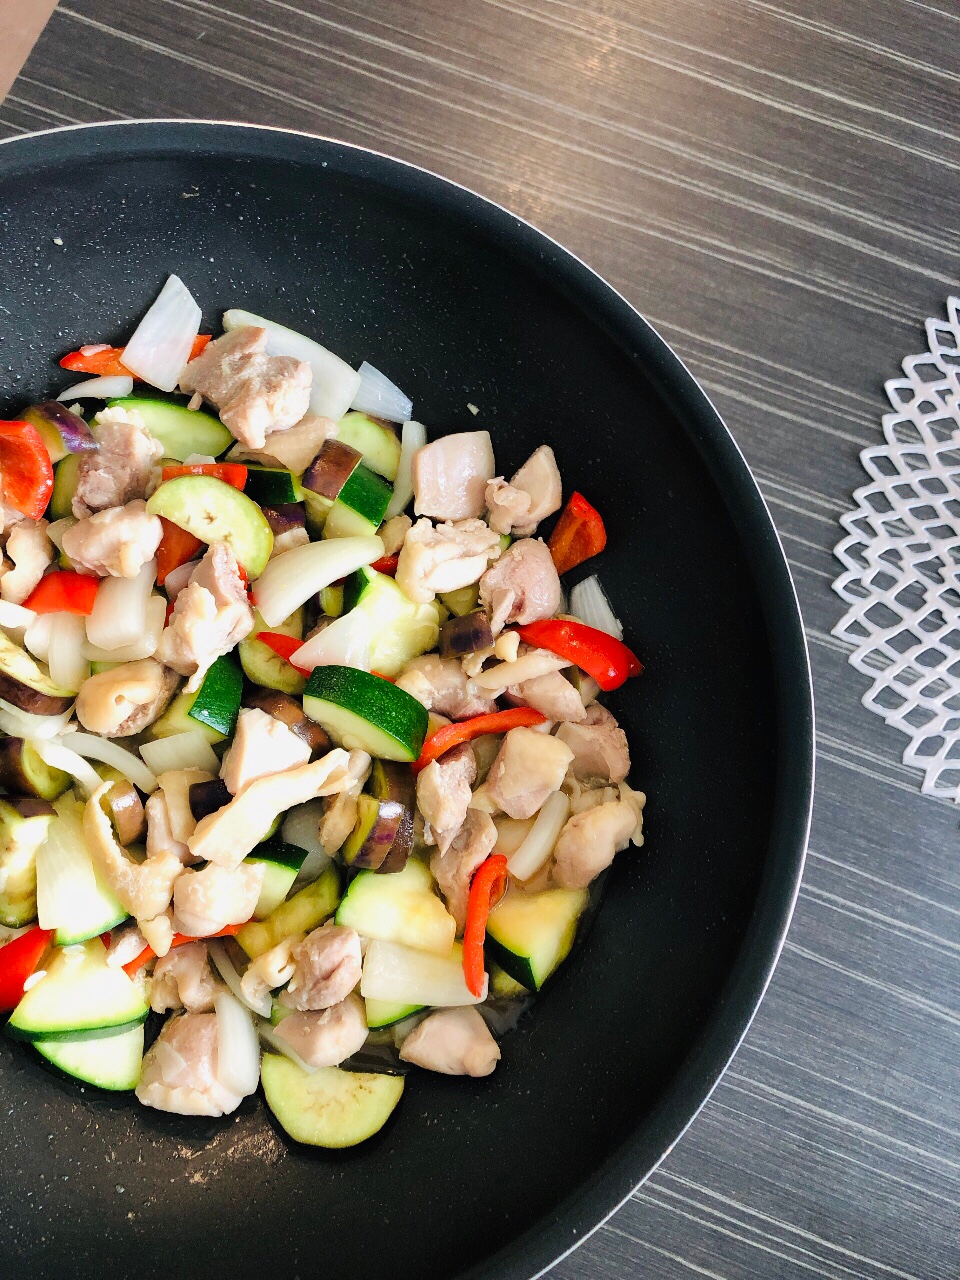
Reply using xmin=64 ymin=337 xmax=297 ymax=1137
xmin=833 ymin=297 xmax=960 ymax=802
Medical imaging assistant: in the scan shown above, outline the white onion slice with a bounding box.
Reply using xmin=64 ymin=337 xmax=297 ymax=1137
xmin=45 ymin=518 xmax=76 ymax=552
xmin=33 ymin=738 xmax=103 ymax=795
xmin=222 ymin=308 xmax=360 ymax=421
xmin=507 ymin=790 xmax=570 ymax=882
xmin=569 ymin=574 xmax=623 ymax=641
xmin=384 ymin=420 xmax=426 ymax=520
xmin=281 ymin=800 xmax=332 ymax=888
xmin=85 ymin=559 xmax=157 ymax=652
xmin=350 ymin=361 xmax=413 ymax=423
xmin=256 ymin=1019 xmax=318 ymax=1074
xmin=214 ymin=989 xmax=261 ymax=1097
xmin=140 ymin=730 xmax=220 ymax=776
xmin=46 ymin=612 xmax=89 ymax=695
xmin=68 ymin=732 xmax=158 ymax=795
xmin=82 ymin=593 xmax=165 ymax=662
xmin=290 ymin=609 xmax=371 ymax=674
xmin=23 ymin=611 xmax=54 ymax=662
xmin=360 ymin=939 xmax=486 ymax=1007
xmin=57 ymin=376 xmax=134 ymax=402
xmin=252 ymin=535 xmax=383 ymax=629
xmin=0 ymin=601 xmax=36 ymax=631
xmin=122 ymin=274 xmax=201 ymax=393
xmin=208 ymin=940 xmax=271 ymax=1018
xmin=0 ymin=698 xmax=74 ymax=740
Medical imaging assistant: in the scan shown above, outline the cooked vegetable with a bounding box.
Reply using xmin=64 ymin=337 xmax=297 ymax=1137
xmin=412 ymin=706 xmax=546 ymax=774
xmin=462 ymin=854 xmax=508 ymax=998
xmin=439 ymin=584 xmax=480 ymax=617
xmin=236 ymin=863 xmax=340 ymax=959
xmin=367 ymin=759 xmax=415 ymax=874
xmin=246 ymin=839 xmax=310 ymax=918
xmin=83 ymin=559 xmax=156 ymax=652
xmin=60 ymin=334 xmax=210 ymax=378
xmin=146 ymin=475 xmax=273 ymax=577
xmin=185 ymin=655 xmax=243 ymax=738
xmin=156 ymin=517 xmax=202 ymax=584
xmin=439 ymin=609 xmax=494 ymax=657
xmin=97 ymin=772 xmax=145 ymax=846
xmin=515 ymin=619 xmax=642 ymax=692
xmin=485 ymin=886 xmax=589 ymax=991
xmin=139 ymin=730 xmax=220 ymax=776
xmin=7 ymin=936 xmax=148 ymax=1040
xmin=252 ymin=536 xmax=383 ymax=630
xmin=36 ymin=805 xmax=128 ymax=946
xmin=34 ymin=1022 xmax=144 ymax=1090
xmin=303 ymin=666 xmax=428 ymax=763
xmin=257 ymin=632 xmax=311 ymax=675
xmin=150 ymin=685 xmax=230 ymax=746
xmin=56 ymin=375 xmax=134 ymax=401
xmin=364 ymin=996 xmax=424 ymax=1029
xmin=67 ymin=733 xmax=158 ymax=797
xmin=239 ymin=607 xmax=306 ymax=696
xmin=243 ymin=687 xmax=329 ymax=755
xmin=322 ymin=462 xmax=392 ymax=540
xmin=122 ymin=923 xmax=242 ymax=978
xmin=0 ymin=737 xmax=70 ymax=800
xmin=261 ymin=502 xmax=306 ymax=537
xmin=383 ymin=419 xmax=426 ymax=520
xmin=21 ymin=402 xmax=97 ymax=463
xmin=49 ymin=452 xmax=81 ymax=521
xmin=188 ymin=776 xmax=232 ymax=822
xmin=341 ymin=796 xmax=408 ymax=870
xmin=336 ymin=858 xmax=455 ymax=956
xmin=261 ymin=1054 xmax=404 ymax=1148
xmin=23 ymin=570 xmax=98 ymax=617
xmin=238 ymin=466 xmax=299 ymax=506
xmin=336 ymin=412 xmax=402 ymax=481
xmin=0 ymin=925 xmax=53 ymax=1011
xmin=301 ymin=438 xmax=361 ymax=500
xmin=121 ymin=274 xmax=201 ymax=392
xmin=0 ymin=797 xmax=53 ymax=927
xmin=333 ymin=565 xmax=440 ymax=678
xmin=360 ymin=939 xmax=485 ymax=1006
xmin=350 ymin=364 xmax=413 ymax=425
xmin=568 ymin=573 xmax=623 ymax=640
xmin=547 ymin=490 xmax=607 ymax=576
xmin=0 ymin=419 xmax=55 ymax=520
xmin=506 ymin=790 xmax=570 ymax=882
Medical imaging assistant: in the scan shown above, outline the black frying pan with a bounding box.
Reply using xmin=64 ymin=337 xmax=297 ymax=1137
xmin=0 ymin=122 xmax=813 ymax=1280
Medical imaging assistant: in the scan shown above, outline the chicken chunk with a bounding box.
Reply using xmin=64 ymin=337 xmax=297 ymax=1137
xmin=61 ymin=500 xmax=163 ymax=578
xmin=220 ymin=707 xmax=311 ymax=796
xmin=396 ymin=653 xmax=497 ymax=721
xmin=396 ymin=518 xmax=501 ymax=604
xmin=555 ymin=702 xmax=631 ymax=783
xmin=279 ymin=924 xmax=362 ymax=1011
xmin=505 ymin=669 xmax=586 ymax=723
xmin=150 ymin=941 xmax=218 ymax=1014
xmin=479 ymin=538 xmax=562 ymax=633
xmin=227 ymin=413 xmax=337 ymax=473
xmin=413 ymin=431 xmax=495 ymax=521
xmin=0 ymin=519 xmax=53 ymax=604
xmin=417 ymin=743 xmax=476 ymax=853
xmin=272 ymin=993 xmax=368 ymax=1069
xmin=156 ymin=542 xmax=253 ymax=689
xmin=469 ymin=645 xmax=570 ymax=696
xmin=399 ymin=1007 xmax=500 ymax=1077
xmin=136 ymin=1012 xmax=243 ymax=1117
xmin=171 ymin=860 xmax=264 ymax=937
xmin=104 ymin=922 xmax=148 ymax=969
xmin=379 ymin=513 xmax=412 ymax=557
xmin=73 ymin=407 xmax=164 ymax=518
xmin=75 ymin=657 xmax=178 ymax=737
xmin=551 ymin=798 xmax=638 ymax=889
xmin=83 ymin=783 xmax=184 ymax=923
xmin=430 ymin=808 xmax=497 ymax=932
xmin=485 ymin=726 xmax=574 ymax=819
xmin=145 ymin=790 xmax=191 ymax=864
xmin=240 ymin=934 xmax=302 ymax=1011
xmin=179 ymin=326 xmax=312 ymax=449
xmin=484 ymin=445 xmax=562 ymax=537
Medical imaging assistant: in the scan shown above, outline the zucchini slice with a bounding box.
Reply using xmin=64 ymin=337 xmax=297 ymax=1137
xmin=485 ymin=886 xmax=589 ymax=991
xmin=49 ymin=452 xmax=81 ymax=520
xmin=185 ymin=654 xmax=243 ymax=738
xmin=336 ymin=858 xmax=455 ymax=956
xmin=34 ymin=1022 xmax=144 ymax=1091
xmin=146 ymin=475 xmax=274 ymax=578
xmin=340 ymin=567 xmax=440 ymax=678
xmin=237 ymin=863 xmax=340 ymax=959
xmin=0 ymin=632 xmax=75 ymax=715
xmin=335 ymin=412 xmax=402 ymax=482
xmin=0 ymin=799 xmax=53 ymax=927
xmin=363 ymin=996 xmax=424 ymax=1029
xmin=323 ymin=463 xmax=392 ymax=539
xmin=261 ymin=1055 xmax=404 ymax=1148
xmin=8 ymin=937 xmax=148 ymax=1040
xmin=246 ymin=839 xmax=310 ymax=919
xmin=239 ymin=607 xmax=306 ymax=697
xmin=0 ymin=738 xmax=70 ymax=802
xmin=106 ymin=397 xmax=233 ymax=460
xmin=303 ymin=666 xmax=428 ymax=763
xmin=243 ymin=466 xmax=304 ymax=506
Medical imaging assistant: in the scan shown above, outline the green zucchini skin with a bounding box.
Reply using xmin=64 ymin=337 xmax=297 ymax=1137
xmin=302 ymin=666 xmax=428 ymax=762
xmin=106 ymin=397 xmax=233 ymax=460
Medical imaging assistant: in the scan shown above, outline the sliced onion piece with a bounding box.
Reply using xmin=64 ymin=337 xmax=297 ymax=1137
xmin=256 ymin=1018 xmax=318 ymax=1074
xmin=569 ymin=574 xmax=623 ymax=641
xmin=507 ymin=790 xmax=570 ymax=882
xmin=0 ymin=601 xmax=36 ymax=631
xmin=23 ymin=611 xmax=53 ymax=662
xmin=45 ymin=518 xmax=77 ymax=552
xmin=140 ymin=730 xmax=220 ymax=776
xmin=252 ymin=535 xmax=383 ymax=629
xmin=32 ymin=738 xmax=103 ymax=795
xmin=85 ymin=559 xmax=157 ymax=652
xmin=213 ymin=989 xmax=262 ymax=1097
xmin=68 ymin=732 xmax=158 ymax=795
xmin=222 ymin=308 xmax=361 ymax=421
xmin=0 ymin=697 xmax=74 ymax=740
xmin=209 ymin=940 xmax=271 ymax=1018
xmin=47 ymin=613 xmax=89 ymax=694
xmin=82 ymin=593 xmax=166 ymax=663
xmin=281 ymin=800 xmax=332 ymax=887
xmin=122 ymin=274 xmax=201 ymax=393
xmin=290 ymin=609 xmax=371 ymax=674
xmin=350 ymin=362 xmax=413 ymax=423
xmin=361 ymin=939 xmax=486 ymax=1006
xmin=384 ymin=420 xmax=426 ymax=520
xmin=57 ymin=376 xmax=134 ymax=402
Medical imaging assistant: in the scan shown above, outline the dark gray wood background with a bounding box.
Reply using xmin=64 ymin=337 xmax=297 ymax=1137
xmin=2 ymin=1 xmax=958 ymax=1276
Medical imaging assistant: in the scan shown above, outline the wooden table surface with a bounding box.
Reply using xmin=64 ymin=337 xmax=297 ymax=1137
xmin=2 ymin=2 xmax=959 ymax=1277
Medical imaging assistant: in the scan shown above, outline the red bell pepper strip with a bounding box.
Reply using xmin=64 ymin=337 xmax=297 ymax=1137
xmin=516 ymin=619 xmax=642 ymax=691
xmin=257 ymin=632 xmax=311 ymax=677
xmin=59 ymin=333 xmax=212 ymax=378
xmin=161 ymin=462 xmax=247 ymax=490
xmin=156 ymin=517 xmax=203 ymax=586
xmin=123 ymin=923 xmax=242 ymax=978
xmin=412 ymin=706 xmax=546 ymax=774
xmin=0 ymin=926 xmax=54 ymax=1012
xmin=370 ymin=554 xmax=399 ymax=576
xmin=462 ymin=854 xmax=508 ymax=998
xmin=0 ymin=420 xmax=54 ymax=520
xmin=548 ymin=491 xmax=607 ymax=576
xmin=23 ymin=570 xmax=99 ymax=616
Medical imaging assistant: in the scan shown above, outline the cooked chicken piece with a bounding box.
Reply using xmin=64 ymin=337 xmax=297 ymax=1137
xmin=157 ymin=767 xmax=213 ymax=845
xmin=483 ymin=480 xmax=527 ymax=538
xmin=156 ymin=542 xmax=253 ymax=690
xmin=150 ymin=941 xmax=218 ymax=1013
xmin=0 ymin=519 xmax=53 ymax=604
xmin=470 ymin=646 xmax=570 ymax=695
xmin=226 ymin=413 xmax=337 ymax=472
xmin=172 ymin=860 xmax=264 ymax=937
xmin=272 ymin=992 xmax=368 ymax=1069
xmin=84 ymin=783 xmax=184 ymax=923
xmin=399 ymin=1007 xmax=500 ymax=1077
xmin=75 ymin=657 xmax=178 ymax=737
xmin=551 ymin=798 xmax=638 ymax=889
xmin=145 ymin=790 xmax=191 ymax=864
xmin=485 ymin=445 xmax=562 ymax=537
xmin=73 ymin=406 xmax=163 ymax=518
xmin=565 ymin=779 xmax=620 ymax=814
xmin=396 ymin=653 xmax=497 ymax=721
xmin=140 ymin=911 xmax=174 ymax=958
xmin=61 ymin=500 xmax=162 ymax=578
xmin=240 ymin=933 xmax=302 ymax=1011
xmin=280 ymin=924 xmax=363 ymax=1011
xmin=417 ymin=743 xmax=476 ymax=854
xmin=0 ymin=503 xmax=25 ymax=537
xmin=485 ymin=726 xmax=574 ymax=819
xmin=413 ymin=431 xmax=495 ymax=521
xmin=162 ymin=556 xmax=202 ymax=600
xmin=430 ymin=808 xmax=497 ymax=932
xmin=188 ymin=749 xmax=368 ymax=868
xmin=136 ymin=1012 xmax=243 ymax=1117
xmin=312 ymin=748 xmax=369 ymax=854
xmin=104 ymin=922 xmax=147 ymax=969
xmin=505 ymin=669 xmax=586 ymax=723
xmin=479 ymin=538 xmax=562 ymax=633
xmin=220 ymin=707 xmax=311 ymax=795
xmin=555 ymin=702 xmax=630 ymax=783
xmin=379 ymin=513 xmax=412 ymax=557
xmin=396 ymin=518 xmax=501 ymax=604
xmin=179 ymin=326 xmax=312 ymax=449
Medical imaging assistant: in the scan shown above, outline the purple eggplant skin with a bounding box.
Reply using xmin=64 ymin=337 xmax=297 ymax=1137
xmin=189 ymin=777 xmax=232 ymax=822
xmin=22 ymin=402 xmax=98 ymax=460
xmin=0 ymin=738 xmax=66 ymax=800
xmin=301 ymin=439 xmax=361 ymax=500
xmin=243 ymin=687 xmax=331 ymax=755
xmin=342 ymin=797 xmax=406 ymax=870
xmin=7 ymin=797 xmax=55 ymax=819
xmin=376 ymin=807 xmax=414 ymax=875
xmin=0 ymin=669 xmax=74 ymax=717
xmin=261 ymin=503 xmax=307 ymax=536
xmin=439 ymin=610 xmax=495 ymax=658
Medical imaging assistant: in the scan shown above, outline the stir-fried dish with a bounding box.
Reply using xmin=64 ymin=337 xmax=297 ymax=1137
xmin=0 ymin=277 xmax=644 ymax=1147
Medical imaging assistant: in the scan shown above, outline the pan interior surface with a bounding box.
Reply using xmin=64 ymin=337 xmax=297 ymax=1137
xmin=0 ymin=124 xmax=811 ymax=1280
